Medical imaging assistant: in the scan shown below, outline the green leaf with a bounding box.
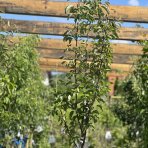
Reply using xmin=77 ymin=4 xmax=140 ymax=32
xmin=65 ymin=5 xmax=74 ymax=14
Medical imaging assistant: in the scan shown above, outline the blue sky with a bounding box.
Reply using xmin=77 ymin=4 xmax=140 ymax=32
xmin=107 ymin=0 xmax=148 ymax=6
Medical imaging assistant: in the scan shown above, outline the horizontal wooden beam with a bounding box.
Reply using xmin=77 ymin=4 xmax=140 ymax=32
xmin=39 ymin=58 xmax=132 ymax=72
xmin=38 ymin=49 xmax=140 ymax=64
xmin=40 ymin=65 xmax=131 ymax=73
xmin=1 ymin=19 xmax=148 ymax=41
xmin=38 ymin=39 xmax=143 ymax=65
xmin=41 ymin=65 xmax=69 ymax=73
xmin=0 ymin=1 xmax=148 ymax=23
xmin=38 ymin=39 xmax=143 ymax=55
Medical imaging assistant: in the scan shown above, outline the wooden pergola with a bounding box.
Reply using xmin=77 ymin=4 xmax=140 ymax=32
xmin=0 ymin=0 xmax=148 ymax=94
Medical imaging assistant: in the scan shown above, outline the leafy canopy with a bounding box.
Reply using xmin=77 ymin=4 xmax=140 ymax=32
xmin=52 ymin=0 xmax=118 ymax=147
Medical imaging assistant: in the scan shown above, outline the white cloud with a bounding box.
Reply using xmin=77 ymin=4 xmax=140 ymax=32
xmin=128 ymin=0 xmax=139 ymax=6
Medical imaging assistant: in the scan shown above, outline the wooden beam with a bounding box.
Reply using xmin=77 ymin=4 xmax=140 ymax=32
xmin=41 ymin=65 xmax=69 ymax=73
xmin=119 ymin=27 xmax=148 ymax=41
xmin=38 ymin=39 xmax=143 ymax=55
xmin=38 ymin=49 xmax=140 ymax=64
xmin=1 ymin=19 xmax=148 ymax=41
xmin=40 ymin=64 xmax=131 ymax=73
xmin=37 ymin=38 xmax=143 ymax=64
xmin=109 ymin=5 xmax=148 ymax=23
xmin=39 ymin=58 xmax=132 ymax=72
xmin=111 ymin=43 xmax=142 ymax=55
xmin=0 ymin=1 xmax=148 ymax=23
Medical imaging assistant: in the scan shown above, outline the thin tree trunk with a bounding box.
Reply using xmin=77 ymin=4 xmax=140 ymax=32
xmin=29 ymin=132 xmax=33 ymax=148
xmin=80 ymin=131 xmax=86 ymax=148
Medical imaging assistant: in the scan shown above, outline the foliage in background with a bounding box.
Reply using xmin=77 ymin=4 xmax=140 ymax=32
xmin=113 ymin=41 xmax=148 ymax=148
xmin=0 ymin=31 xmax=50 ymax=147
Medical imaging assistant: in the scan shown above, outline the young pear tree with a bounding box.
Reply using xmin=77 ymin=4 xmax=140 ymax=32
xmin=53 ymin=0 xmax=118 ymax=147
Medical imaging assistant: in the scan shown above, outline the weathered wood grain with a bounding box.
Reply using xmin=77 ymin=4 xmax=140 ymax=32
xmin=1 ymin=19 xmax=148 ymax=41
xmin=0 ymin=1 xmax=148 ymax=23
xmin=39 ymin=58 xmax=132 ymax=72
xmin=38 ymin=49 xmax=140 ymax=64
xmin=38 ymin=39 xmax=143 ymax=55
